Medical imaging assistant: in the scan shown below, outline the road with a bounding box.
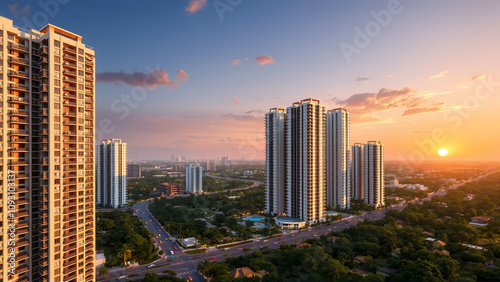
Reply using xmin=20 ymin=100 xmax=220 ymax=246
xmin=98 ymin=170 xmax=498 ymax=281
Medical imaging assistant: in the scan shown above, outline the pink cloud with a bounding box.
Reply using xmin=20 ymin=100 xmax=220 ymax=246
xmin=333 ymin=87 xmax=445 ymax=124
xmin=176 ymin=69 xmax=188 ymax=82
xmin=185 ymin=0 xmax=207 ymax=15
xmin=232 ymin=59 xmax=242 ymax=66
xmin=232 ymin=96 xmax=240 ymax=104
xmin=255 ymin=56 xmax=275 ymax=65
xmin=8 ymin=4 xmax=30 ymax=18
xmin=97 ymin=68 xmax=188 ymax=90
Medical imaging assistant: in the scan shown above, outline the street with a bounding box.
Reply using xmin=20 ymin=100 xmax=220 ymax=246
xmin=98 ymin=170 xmax=498 ymax=281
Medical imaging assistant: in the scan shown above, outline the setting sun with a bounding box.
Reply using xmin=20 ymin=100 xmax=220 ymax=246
xmin=438 ymin=148 xmax=449 ymax=156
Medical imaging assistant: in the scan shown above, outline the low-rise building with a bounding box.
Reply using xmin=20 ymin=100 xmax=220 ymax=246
xmin=274 ymin=216 xmax=307 ymax=229
xmin=469 ymin=216 xmax=490 ymax=226
xmin=230 ymin=267 xmax=256 ymax=279
xmin=180 ymin=237 xmax=199 ymax=248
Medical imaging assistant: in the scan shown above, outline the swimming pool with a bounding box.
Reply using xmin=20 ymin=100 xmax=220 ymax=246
xmin=244 ymin=216 xmax=264 ymax=221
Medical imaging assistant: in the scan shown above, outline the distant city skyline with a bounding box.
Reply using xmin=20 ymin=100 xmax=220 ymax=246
xmin=2 ymin=1 xmax=499 ymax=161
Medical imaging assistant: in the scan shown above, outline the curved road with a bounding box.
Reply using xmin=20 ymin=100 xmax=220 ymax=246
xmin=98 ymin=170 xmax=498 ymax=281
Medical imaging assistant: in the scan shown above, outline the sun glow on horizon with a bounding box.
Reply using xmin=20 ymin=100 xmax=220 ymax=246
xmin=438 ymin=148 xmax=449 ymax=157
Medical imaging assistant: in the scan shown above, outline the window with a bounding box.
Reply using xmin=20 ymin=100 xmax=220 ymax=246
xmin=54 ymin=40 xmax=60 ymax=47
xmin=54 ymin=64 xmax=60 ymax=71
xmin=78 ymin=56 xmax=83 ymax=62
xmin=78 ymin=70 xmax=83 ymax=76
xmin=78 ymin=48 xmax=83 ymax=55
xmin=54 ymin=56 xmax=60 ymax=63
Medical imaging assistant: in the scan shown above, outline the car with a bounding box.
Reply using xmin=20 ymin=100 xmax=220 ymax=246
xmin=168 ymin=237 xmax=171 ymax=240
xmin=147 ymin=264 xmax=156 ymax=268
xmin=160 ymin=241 xmax=163 ymax=244
xmin=170 ymin=251 xmax=174 ymax=255
xmin=119 ymin=276 xmax=127 ymax=279
xmin=209 ymin=257 xmax=216 ymax=261
xmin=188 ymin=277 xmax=193 ymax=281
xmin=174 ymin=246 xmax=177 ymax=250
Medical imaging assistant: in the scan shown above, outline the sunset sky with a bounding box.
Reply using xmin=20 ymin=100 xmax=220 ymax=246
xmin=3 ymin=0 xmax=500 ymax=161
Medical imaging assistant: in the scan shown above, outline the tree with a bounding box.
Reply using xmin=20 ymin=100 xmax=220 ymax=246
xmin=246 ymin=220 xmax=255 ymax=227
xmin=98 ymin=266 xmax=108 ymax=276
xmin=117 ymin=245 xmax=132 ymax=267
xmin=143 ymin=273 xmax=159 ymax=281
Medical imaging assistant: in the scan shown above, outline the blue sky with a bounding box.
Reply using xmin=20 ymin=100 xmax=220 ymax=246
xmin=3 ymin=0 xmax=500 ymax=161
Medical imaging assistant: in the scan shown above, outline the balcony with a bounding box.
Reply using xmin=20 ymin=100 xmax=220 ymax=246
xmin=8 ymin=56 xmax=29 ymax=66
xmin=8 ymin=129 xmax=29 ymax=136
xmin=9 ymin=42 xmax=29 ymax=52
xmin=63 ymin=53 xmax=77 ymax=61
xmin=63 ymin=111 xmax=77 ymax=117
xmin=9 ymin=117 xmax=29 ymax=124
xmin=8 ymin=70 xmax=29 ymax=79
xmin=63 ymin=76 xmax=77 ymax=83
xmin=63 ymin=85 xmax=76 ymax=91
xmin=40 ymin=69 xmax=48 ymax=78
xmin=63 ymin=69 xmax=77 ymax=76
xmin=8 ymin=96 xmax=29 ymax=104
xmin=8 ymin=109 xmax=29 ymax=117
xmin=8 ymin=83 xmax=29 ymax=91
xmin=63 ymin=100 xmax=77 ymax=106
xmin=17 ymin=238 xmax=29 ymax=248
xmin=85 ymin=74 xmax=93 ymax=81
xmin=63 ymin=61 xmax=77 ymax=69
xmin=85 ymin=59 xmax=94 ymax=66
xmin=63 ymin=46 xmax=77 ymax=54
xmin=38 ymin=45 xmax=49 ymax=55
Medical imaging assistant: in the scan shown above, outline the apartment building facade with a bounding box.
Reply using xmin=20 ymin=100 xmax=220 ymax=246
xmin=265 ymin=107 xmax=286 ymax=216
xmin=96 ymin=139 xmax=127 ymax=208
xmin=351 ymin=143 xmax=364 ymax=200
xmin=186 ymin=164 xmax=202 ymax=193
xmin=364 ymin=141 xmax=385 ymax=207
xmin=286 ymin=98 xmax=326 ymax=225
xmin=326 ymin=108 xmax=351 ymax=209
xmin=0 ymin=16 xmax=95 ymax=282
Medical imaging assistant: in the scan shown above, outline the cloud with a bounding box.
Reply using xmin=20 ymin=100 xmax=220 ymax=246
xmin=176 ymin=69 xmax=188 ymax=82
xmin=472 ymin=74 xmax=486 ymax=81
xmin=356 ymin=77 xmax=370 ymax=82
xmin=255 ymin=56 xmax=275 ymax=65
xmin=232 ymin=59 xmax=241 ymax=66
xmin=427 ymin=71 xmax=449 ymax=79
xmin=457 ymin=74 xmax=486 ymax=88
xmin=7 ymin=4 xmax=30 ymax=18
xmin=96 ymin=68 xmax=188 ymax=90
xmin=222 ymin=114 xmax=257 ymax=120
xmin=332 ymin=87 xmax=445 ymax=124
xmin=386 ymin=74 xmax=394 ymax=78
xmin=185 ymin=0 xmax=206 ymax=14
xmin=402 ymin=104 xmax=444 ymax=116
xmin=232 ymin=96 xmax=239 ymax=104
xmin=245 ymin=109 xmax=265 ymax=115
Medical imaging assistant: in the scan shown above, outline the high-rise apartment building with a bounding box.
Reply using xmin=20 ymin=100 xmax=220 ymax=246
xmin=0 ymin=16 xmax=95 ymax=282
xmin=364 ymin=141 xmax=385 ymax=207
xmin=265 ymin=108 xmax=286 ymax=216
xmin=286 ymin=98 xmax=326 ymax=225
xmin=96 ymin=139 xmax=127 ymax=208
xmin=127 ymin=163 xmax=141 ymax=178
xmin=326 ymin=108 xmax=350 ymax=209
xmin=351 ymin=143 xmax=364 ymax=200
xmin=186 ymin=164 xmax=202 ymax=193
